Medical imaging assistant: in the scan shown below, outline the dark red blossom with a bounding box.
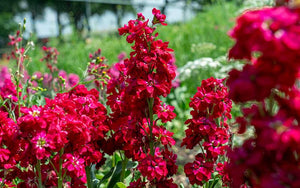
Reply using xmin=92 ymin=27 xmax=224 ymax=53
xmin=137 ymin=149 xmax=168 ymax=181
xmin=182 ymin=77 xmax=232 ymax=186
xmin=226 ymin=4 xmax=300 ymax=188
xmin=107 ymin=9 xmax=178 ymax=186
xmin=0 ymin=85 xmax=108 ymax=186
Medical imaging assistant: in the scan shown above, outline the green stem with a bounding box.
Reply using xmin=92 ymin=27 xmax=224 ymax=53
xmin=58 ymin=148 xmax=64 ymax=188
xmin=120 ymin=157 xmax=129 ymax=182
xmin=199 ymin=143 xmax=207 ymax=161
xmin=36 ymin=160 xmax=43 ymax=188
xmin=148 ymin=98 xmax=154 ymax=156
xmin=85 ymin=166 xmax=93 ymax=188
xmin=16 ymin=22 xmax=25 ymax=116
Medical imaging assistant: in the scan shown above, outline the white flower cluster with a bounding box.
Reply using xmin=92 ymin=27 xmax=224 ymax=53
xmin=177 ymin=57 xmax=221 ymax=81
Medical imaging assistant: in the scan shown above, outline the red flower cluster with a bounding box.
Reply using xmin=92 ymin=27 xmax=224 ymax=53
xmin=40 ymin=46 xmax=59 ymax=73
xmin=181 ymin=77 xmax=232 ymax=186
xmin=226 ymin=102 xmax=300 ymax=188
xmin=227 ymin=6 xmax=300 ymax=102
xmin=226 ymin=3 xmax=300 ymax=188
xmin=0 ymin=66 xmax=18 ymax=103
xmin=0 ymin=85 xmax=108 ymax=187
xmin=105 ymin=9 xmax=178 ymax=186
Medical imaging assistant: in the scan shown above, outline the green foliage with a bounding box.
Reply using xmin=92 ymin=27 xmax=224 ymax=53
xmin=0 ymin=12 xmax=18 ymax=48
xmin=0 ymin=0 xmax=20 ymax=48
xmin=25 ymin=2 xmax=237 ymax=74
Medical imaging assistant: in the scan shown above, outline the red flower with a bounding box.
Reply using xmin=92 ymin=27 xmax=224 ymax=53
xmin=31 ymin=132 xmax=54 ymax=160
xmin=137 ymin=153 xmax=168 ymax=181
xmin=156 ymin=104 xmax=176 ymax=123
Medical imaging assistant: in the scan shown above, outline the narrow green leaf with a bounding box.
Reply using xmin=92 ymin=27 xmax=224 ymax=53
xmin=98 ymin=167 xmax=116 ymax=187
xmin=107 ymin=161 xmax=123 ymax=188
xmin=114 ymin=182 xmax=126 ymax=188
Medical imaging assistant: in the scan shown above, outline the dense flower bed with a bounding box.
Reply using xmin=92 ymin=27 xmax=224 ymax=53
xmin=1 ymin=0 xmax=300 ymax=187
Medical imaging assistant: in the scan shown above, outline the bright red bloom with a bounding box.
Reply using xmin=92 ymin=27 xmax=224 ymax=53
xmin=63 ymin=154 xmax=85 ymax=178
xmin=156 ymin=103 xmax=176 ymax=123
xmin=137 ymin=152 xmax=168 ymax=181
xmin=184 ymin=154 xmax=214 ymax=185
xmin=182 ymin=77 xmax=232 ymax=185
xmin=31 ymin=132 xmax=54 ymax=160
xmin=106 ymin=9 xmax=178 ymax=186
xmin=152 ymin=8 xmax=167 ymax=25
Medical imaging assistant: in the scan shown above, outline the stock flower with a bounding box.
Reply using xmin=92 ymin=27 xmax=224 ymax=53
xmin=63 ymin=154 xmax=85 ymax=177
xmin=0 ymin=84 xmax=108 ymax=186
xmin=0 ymin=67 xmax=18 ymax=104
xmin=0 ymin=148 xmax=10 ymax=163
xmin=182 ymin=77 xmax=232 ymax=186
xmin=137 ymin=152 xmax=168 ymax=181
xmin=31 ymin=132 xmax=54 ymax=160
xmin=156 ymin=103 xmax=176 ymax=123
xmin=152 ymin=8 xmax=167 ymax=25
xmin=128 ymin=178 xmax=147 ymax=188
xmin=155 ymin=178 xmax=177 ymax=188
xmin=226 ymin=3 xmax=300 ymax=187
xmin=184 ymin=154 xmax=214 ymax=185
xmin=40 ymin=46 xmax=59 ymax=65
xmin=107 ymin=9 xmax=178 ymax=186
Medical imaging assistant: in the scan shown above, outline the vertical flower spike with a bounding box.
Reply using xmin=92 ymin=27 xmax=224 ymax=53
xmin=182 ymin=77 xmax=232 ymax=186
xmin=106 ymin=8 xmax=178 ymax=186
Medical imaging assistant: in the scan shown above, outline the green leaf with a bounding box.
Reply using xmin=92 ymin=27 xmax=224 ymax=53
xmin=112 ymin=152 xmax=122 ymax=167
xmin=126 ymin=161 xmax=138 ymax=169
xmin=113 ymin=182 xmax=126 ymax=188
xmin=107 ymin=161 xmax=123 ymax=188
xmin=21 ymin=79 xmax=30 ymax=103
xmin=97 ymin=167 xmax=116 ymax=187
xmin=86 ymin=165 xmax=99 ymax=188
xmin=29 ymin=94 xmax=45 ymax=106
xmin=0 ymin=98 xmax=9 ymax=107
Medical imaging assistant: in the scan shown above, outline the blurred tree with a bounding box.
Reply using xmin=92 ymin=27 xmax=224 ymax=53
xmin=108 ymin=4 xmax=136 ymax=28
xmin=24 ymin=0 xmax=48 ymax=34
xmin=0 ymin=0 xmax=21 ymax=48
xmin=162 ymin=0 xmax=170 ymax=15
xmin=47 ymin=0 xmax=135 ymax=38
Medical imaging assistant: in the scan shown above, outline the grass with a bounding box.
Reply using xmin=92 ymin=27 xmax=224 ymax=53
xmin=23 ymin=2 xmax=238 ymax=77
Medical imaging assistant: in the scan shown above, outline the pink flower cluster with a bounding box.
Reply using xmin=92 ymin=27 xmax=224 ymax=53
xmin=181 ymin=77 xmax=232 ymax=186
xmin=34 ymin=46 xmax=79 ymax=93
xmin=40 ymin=46 xmax=59 ymax=73
xmin=32 ymin=70 xmax=79 ymax=92
xmin=7 ymin=30 xmax=24 ymax=64
xmin=226 ymin=3 xmax=300 ymax=188
xmin=0 ymin=66 xmax=18 ymax=103
xmin=0 ymin=85 xmax=108 ymax=187
xmin=105 ymin=9 xmax=178 ymax=187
